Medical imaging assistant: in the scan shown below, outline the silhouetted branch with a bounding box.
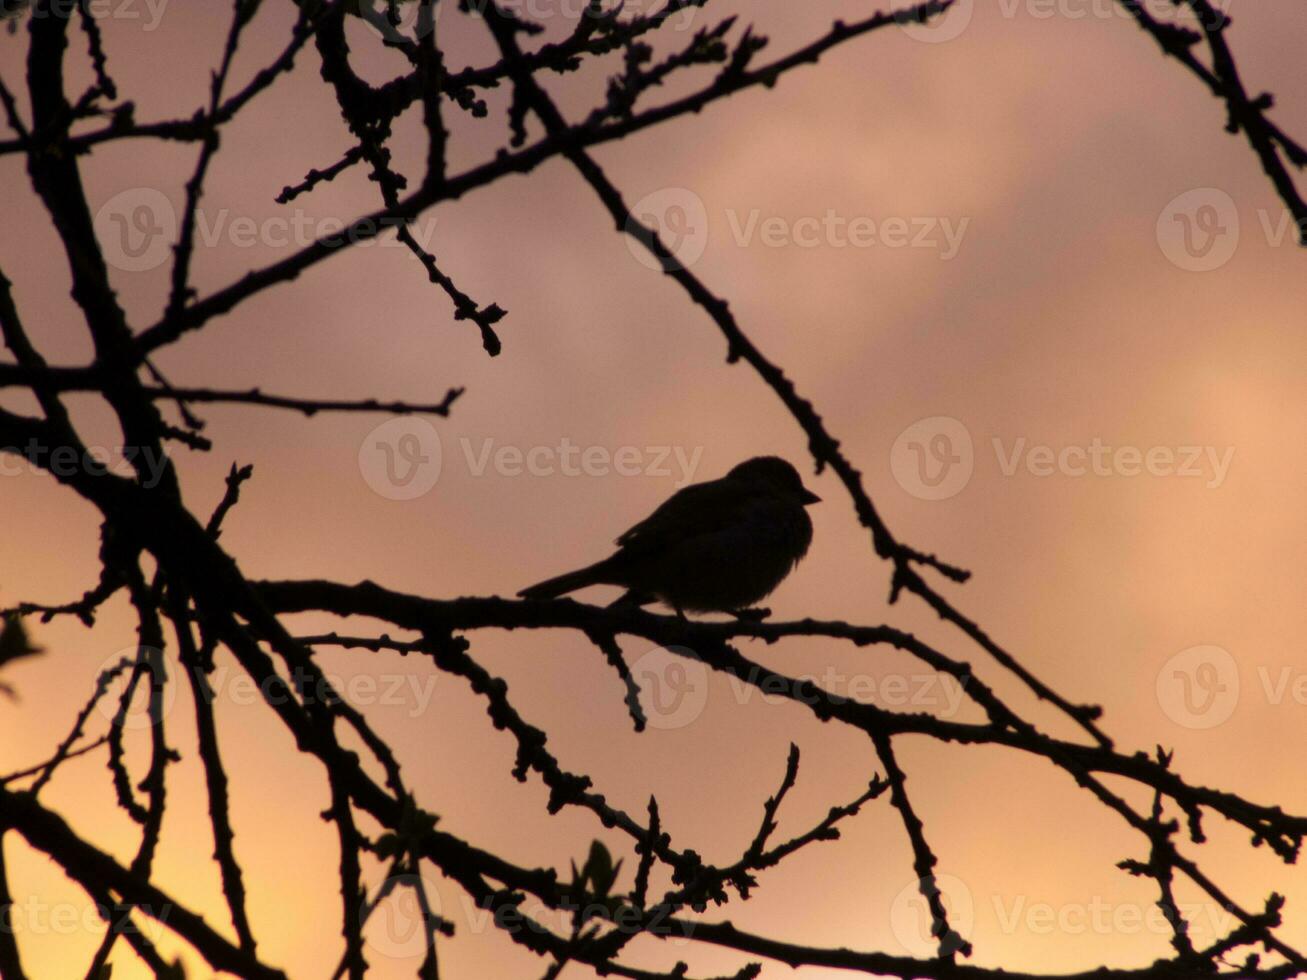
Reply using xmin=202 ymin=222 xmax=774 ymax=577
xmin=129 ymin=2 xmax=957 ymax=358
xmin=587 ymin=628 xmax=647 ymax=732
xmin=142 ymin=383 xmax=465 ymax=417
xmin=0 ymin=785 xmax=289 ymax=980
xmin=0 ymin=831 xmax=27 ymax=980
xmin=1117 ymin=0 xmax=1307 ymax=242
xmin=0 ymin=736 xmax=108 ymax=788
xmin=172 ymin=599 xmax=259 ymax=954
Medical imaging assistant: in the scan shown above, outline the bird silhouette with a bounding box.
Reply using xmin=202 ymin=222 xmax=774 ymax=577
xmin=519 ymin=456 xmax=820 ymax=616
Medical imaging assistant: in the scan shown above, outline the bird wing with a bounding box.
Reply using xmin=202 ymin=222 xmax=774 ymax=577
xmin=614 ymin=478 xmax=751 ymax=556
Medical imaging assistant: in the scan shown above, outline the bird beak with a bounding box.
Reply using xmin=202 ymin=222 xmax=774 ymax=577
xmin=800 ymin=489 xmax=821 ymax=505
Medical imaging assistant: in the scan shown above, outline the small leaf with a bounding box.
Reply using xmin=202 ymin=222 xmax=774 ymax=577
xmin=0 ymin=614 xmax=43 ymax=667
xmin=578 ymin=841 xmax=621 ymax=897
xmin=586 ymin=840 xmax=613 ymax=886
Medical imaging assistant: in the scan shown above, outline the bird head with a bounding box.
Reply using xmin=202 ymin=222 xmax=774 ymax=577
xmin=728 ymin=456 xmax=821 ymax=505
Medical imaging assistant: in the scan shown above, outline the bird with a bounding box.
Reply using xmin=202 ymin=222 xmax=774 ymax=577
xmin=518 ymin=456 xmax=820 ymax=617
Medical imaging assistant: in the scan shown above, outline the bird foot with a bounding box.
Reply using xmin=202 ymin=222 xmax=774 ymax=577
xmin=730 ymin=606 xmax=772 ymax=622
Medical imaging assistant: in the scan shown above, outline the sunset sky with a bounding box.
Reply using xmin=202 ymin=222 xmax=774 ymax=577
xmin=1 ymin=0 xmax=1306 ymax=977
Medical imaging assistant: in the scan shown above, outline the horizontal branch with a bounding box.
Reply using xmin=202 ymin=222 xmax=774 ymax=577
xmin=252 ymin=579 xmax=1307 ymax=857
xmin=141 ymin=384 xmax=465 ymax=417
xmin=657 ymin=912 xmax=1303 ymax=980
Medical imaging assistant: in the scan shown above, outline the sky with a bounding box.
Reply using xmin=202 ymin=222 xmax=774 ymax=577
xmin=1 ymin=0 xmax=1306 ymax=977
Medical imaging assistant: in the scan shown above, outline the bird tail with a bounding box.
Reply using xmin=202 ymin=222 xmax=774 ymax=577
xmin=518 ymin=559 xmax=615 ymax=600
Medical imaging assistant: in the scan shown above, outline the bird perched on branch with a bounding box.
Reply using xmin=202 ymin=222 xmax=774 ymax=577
xmin=518 ymin=456 xmax=820 ymax=617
